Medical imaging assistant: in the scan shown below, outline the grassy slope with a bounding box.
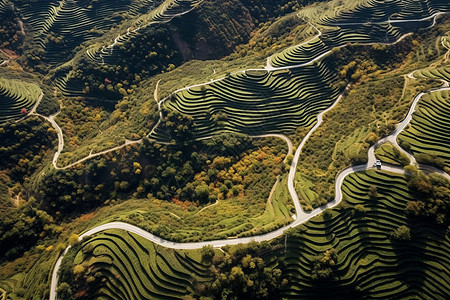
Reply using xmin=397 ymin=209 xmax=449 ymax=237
xmin=275 ymin=170 xmax=449 ymax=299
xmin=2 ymin=1 xmax=448 ymax=295
xmin=0 ymin=77 xmax=40 ymax=123
xmin=398 ymin=67 xmax=450 ymax=170
xmin=295 ymin=15 xmax=450 ymax=209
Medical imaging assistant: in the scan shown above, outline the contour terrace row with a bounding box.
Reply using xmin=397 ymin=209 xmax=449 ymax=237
xmin=155 ymin=62 xmax=340 ymax=141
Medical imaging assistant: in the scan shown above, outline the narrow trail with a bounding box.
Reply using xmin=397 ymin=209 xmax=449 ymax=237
xmin=49 ymin=75 xmax=450 ymax=300
xmin=267 ymin=175 xmax=280 ymax=207
xmin=96 ymin=1 xmax=202 ymax=63
xmin=48 ymin=11 xmax=450 ymax=299
xmin=42 ymin=13 xmax=446 ymax=170
xmin=154 ymin=79 xmax=161 ymax=103
xmin=195 ymin=200 xmax=219 ymax=215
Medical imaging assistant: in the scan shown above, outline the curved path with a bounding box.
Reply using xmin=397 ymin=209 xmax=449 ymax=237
xmin=40 ymin=12 xmax=447 ymax=170
xmin=249 ymin=134 xmax=293 ymax=159
xmin=49 ymin=77 xmax=450 ymax=299
xmin=49 ymin=13 xmax=450 ymax=300
xmin=95 ymin=0 xmax=202 ymax=64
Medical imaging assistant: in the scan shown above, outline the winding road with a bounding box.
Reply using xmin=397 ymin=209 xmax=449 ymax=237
xmin=44 ymin=10 xmax=450 ymax=300
xmin=49 ymin=75 xmax=450 ymax=300
xmin=41 ymin=12 xmax=446 ymax=170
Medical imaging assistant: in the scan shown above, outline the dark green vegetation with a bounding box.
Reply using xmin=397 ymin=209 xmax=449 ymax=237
xmin=56 ymin=170 xmax=450 ymax=299
xmin=0 ymin=117 xmax=55 ymax=184
xmin=0 ymin=77 xmax=39 ymax=123
xmin=374 ymin=142 xmax=410 ymax=166
xmin=158 ymin=64 xmax=339 ymax=139
xmin=398 ymin=89 xmax=450 ymax=171
xmin=0 ymin=0 xmax=449 ymax=299
xmin=0 ymin=117 xmax=56 ymax=260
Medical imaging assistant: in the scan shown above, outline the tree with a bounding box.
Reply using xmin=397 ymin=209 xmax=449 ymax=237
xmin=311 ymin=248 xmax=337 ymax=280
xmin=354 ymin=204 xmax=367 ymax=213
xmin=73 ymin=264 xmax=86 ymax=276
xmin=285 ymin=154 xmax=293 ymax=165
xmin=201 ymin=245 xmax=215 ymax=262
xmin=368 ymin=185 xmax=377 ymax=198
xmin=68 ymin=234 xmax=80 ymax=246
xmin=390 ymin=225 xmax=410 ymax=241
xmin=195 ymin=184 xmax=210 ymax=203
xmin=56 ymin=282 xmax=72 ymax=299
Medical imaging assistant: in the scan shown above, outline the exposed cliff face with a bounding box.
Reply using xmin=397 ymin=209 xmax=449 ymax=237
xmin=171 ymin=0 xmax=255 ymax=60
xmin=170 ymin=0 xmax=309 ymax=60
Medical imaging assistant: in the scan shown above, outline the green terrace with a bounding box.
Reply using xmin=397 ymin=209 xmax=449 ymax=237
xmin=85 ymin=0 xmax=203 ymax=64
xmin=270 ymin=23 xmax=404 ymax=68
xmin=0 ymin=77 xmax=40 ymax=123
xmin=15 ymin=0 xmax=158 ymax=64
xmin=398 ymin=89 xmax=450 ymax=169
xmin=156 ymin=63 xmax=340 ymax=141
xmin=62 ymin=229 xmax=212 ymax=299
xmin=316 ymin=0 xmax=450 ymax=25
xmin=269 ymin=170 xmax=450 ymax=299
xmin=413 ymin=65 xmax=450 ymax=82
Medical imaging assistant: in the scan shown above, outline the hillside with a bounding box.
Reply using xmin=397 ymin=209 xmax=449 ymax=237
xmin=0 ymin=0 xmax=449 ymax=299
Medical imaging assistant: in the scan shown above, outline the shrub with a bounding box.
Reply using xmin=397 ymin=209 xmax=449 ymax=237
xmin=390 ymin=225 xmax=411 ymax=241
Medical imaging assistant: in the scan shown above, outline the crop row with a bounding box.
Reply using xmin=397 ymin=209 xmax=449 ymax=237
xmin=0 ymin=78 xmax=40 ymax=123
xmin=398 ymin=90 xmax=450 ymax=168
xmin=272 ymin=0 xmax=450 ymax=68
xmin=317 ymin=0 xmax=450 ymax=25
xmin=15 ymin=0 xmax=157 ymax=64
xmin=71 ymin=230 xmax=211 ymax=299
xmin=413 ymin=66 xmax=450 ymax=82
xmin=156 ymin=63 xmax=340 ymax=140
xmin=274 ymin=170 xmax=449 ymax=299
xmin=86 ymin=0 xmax=202 ymax=63
xmin=271 ymin=23 xmax=404 ymax=68
xmin=0 ymin=0 xmax=7 ymax=14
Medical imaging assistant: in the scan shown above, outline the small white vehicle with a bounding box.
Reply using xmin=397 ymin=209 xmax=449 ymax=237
xmin=374 ymin=160 xmax=382 ymax=169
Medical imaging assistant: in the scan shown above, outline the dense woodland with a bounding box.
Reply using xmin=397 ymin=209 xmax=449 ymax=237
xmin=39 ymin=128 xmax=285 ymax=215
xmin=0 ymin=118 xmax=56 ymax=261
xmin=0 ymin=0 xmax=449 ymax=298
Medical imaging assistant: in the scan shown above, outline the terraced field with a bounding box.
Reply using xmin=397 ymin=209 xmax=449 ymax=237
xmin=413 ymin=66 xmax=450 ymax=82
xmin=156 ymin=64 xmax=340 ymax=140
xmin=14 ymin=0 xmax=158 ymax=64
xmin=272 ymin=170 xmax=450 ymax=299
xmin=51 ymin=0 xmax=203 ymax=96
xmin=63 ymin=229 xmax=212 ymax=299
xmin=86 ymin=0 xmax=203 ymax=64
xmin=0 ymin=77 xmax=40 ymax=123
xmin=398 ymin=89 xmax=450 ymax=168
xmin=0 ymin=0 xmax=8 ymax=14
xmin=58 ymin=170 xmax=450 ymax=299
xmin=271 ymin=23 xmax=404 ymax=68
xmin=374 ymin=142 xmax=410 ymax=166
xmin=271 ymin=0 xmax=450 ymax=68
xmin=316 ymin=0 xmax=450 ymax=25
